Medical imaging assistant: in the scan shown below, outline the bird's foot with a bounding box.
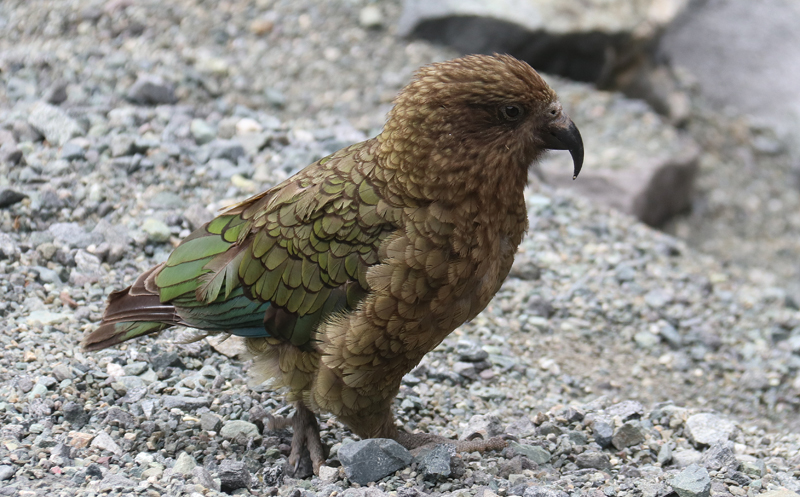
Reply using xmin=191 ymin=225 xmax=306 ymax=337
xmin=394 ymin=431 xmax=511 ymax=456
xmin=268 ymin=403 xmax=326 ymax=477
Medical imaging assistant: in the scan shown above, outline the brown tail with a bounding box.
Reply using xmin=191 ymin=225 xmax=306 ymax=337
xmin=83 ymin=264 xmax=181 ymax=351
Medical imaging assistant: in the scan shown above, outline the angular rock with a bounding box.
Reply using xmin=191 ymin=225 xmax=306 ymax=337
xmin=127 ymin=74 xmax=177 ymax=105
xmin=0 ymin=465 xmax=15 ymax=481
xmin=685 ymin=413 xmax=736 ymax=447
xmin=173 ymin=452 xmax=197 ymax=476
xmin=661 ymin=0 xmax=800 ymax=157
xmin=524 ymin=486 xmax=570 ymax=497
xmin=142 ymin=218 xmax=171 ymax=243
xmin=217 ymin=459 xmax=250 ymax=492
xmin=200 ymin=412 xmax=223 ymax=432
xmin=338 ymin=438 xmax=412 ymax=485
xmin=509 ymin=442 xmax=551 ymax=464
xmin=28 ymin=101 xmax=84 ymax=146
xmin=162 ymin=395 xmax=211 ymax=410
xmin=90 ymin=431 xmax=122 ymax=455
xmin=575 ymin=451 xmax=611 ymax=470
xmin=670 ymin=464 xmax=711 ymax=497
xmin=591 ymin=418 xmax=614 ymax=448
xmin=0 ymin=233 xmax=20 ymax=260
xmin=220 ymin=420 xmax=261 ymax=441
xmin=605 ymin=400 xmax=645 ymax=420
xmin=103 ymin=407 xmax=136 ymax=429
xmin=63 ymin=401 xmax=89 ymax=428
xmin=699 ymin=442 xmax=738 ymax=471
xmin=612 ymin=420 xmax=646 ymax=450
xmin=538 ymin=79 xmax=699 ymax=227
xmin=0 ymin=189 xmax=27 ymax=209
xmin=414 ymin=444 xmax=453 ymax=481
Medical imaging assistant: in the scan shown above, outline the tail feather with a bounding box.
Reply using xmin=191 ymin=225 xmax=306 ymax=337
xmin=83 ymin=264 xmax=182 ymax=351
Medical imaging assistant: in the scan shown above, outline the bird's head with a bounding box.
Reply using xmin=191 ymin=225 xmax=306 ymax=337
xmin=382 ymin=54 xmax=583 ymax=181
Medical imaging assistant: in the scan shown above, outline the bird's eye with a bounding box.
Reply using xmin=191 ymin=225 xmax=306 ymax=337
xmin=500 ymin=105 xmax=523 ymax=122
xmin=549 ymin=109 xmax=558 ymax=116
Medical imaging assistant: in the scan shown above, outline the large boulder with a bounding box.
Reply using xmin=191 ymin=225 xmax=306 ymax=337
xmin=538 ymin=76 xmax=698 ymax=227
xmin=399 ymin=0 xmax=690 ymax=117
xmin=660 ymin=0 xmax=800 ymax=157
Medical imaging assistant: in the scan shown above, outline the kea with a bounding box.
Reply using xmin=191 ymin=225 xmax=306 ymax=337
xmin=84 ymin=54 xmax=583 ymax=474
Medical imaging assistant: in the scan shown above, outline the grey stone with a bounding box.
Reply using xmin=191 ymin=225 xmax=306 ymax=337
xmin=644 ymin=289 xmax=673 ymax=308
xmin=63 ymin=401 xmax=89 ymax=428
xmin=592 ymin=418 xmax=614 ymax=448
xmin=173 ymin=452 xmax=197 ymax=476
xmin=104 ymin=407 xmax=136 ymax=429
xmin=193 ymin=465 xmax=221 ymax=491
xmin=739 ymin=458 xmax=766 ymax=478
xmin=0 ymin=189 xmax=27 ymax=208
xmin=525 ymin=295 xmax=554 ymax=317
xmin=699 ymin=442 xmax=738 ymax=471
xmin=575 ymin=451 xmax=611 ymax=470
xmin=150 ymin=191 xmax=184 ymax=209
xmin=162 ymin=395 xmax=211 ymax=410
xmin=634 ymin=331 xmax=660 ymax=348
xmin=205 ymin=139 xmax=246 ymax=163
xmin=190 ymin=119 xmax=216 ymax=144
xmin=127 ymin=74 xmax=177 ymax=105
xmin=359 ymin=5 xmax=384 ymax=28
xmin=97 ymin=473 xmax=136 ymax=492
xmin=414 ymin=444 xmax=453 ymax=481
xmin=0 ymin=233 xmax=20 ymax=260
xmin=685 ymin=413 xmax=736 ymax=447
xmin=48 ymin=222 xmax=103 ymax=248
xmin=142 ymin=218 xmax=171 ymax=243
xmin=672 ymin=449 xmax=703 ymax=468
xmin=110 ymin=134 xmax=136 ymax=157
xmin=28 ymin=101 xmax=84 ymax=146
xmin=90 ymin=431 xmax=122 ymax=455
xmin=44 ymin=80 xmax=68 ymax=105
xmin=457 ymin=340 xmax=489 ymax=362
xmin=509 ymin=442 xmax=551 ymax=464
xmin=152 ymin=352 xmax=184 ymax=370
xmin=670 ymin=464 xmax=711 ymax=497
xmin=660 ymin=323 xmax=683 ymax=348
xmin=31 ymin=266 xmax=61 ymax=285
xmin=217 ymin=459 xmax=250 ymax=492
xmin=338 ymin=438 xmax=412 ymax=485
xmin=52 ymin=363 xmax=72 ymax=381
xmin=524 ymin=486 xmax=570 ymax=497
xmin=612 ymin=421 xmax=646 ymax=450
xmin=200 ymin=412 xmax=223 ymax=432
xmin=605 ymin=400 xmax=644 ymax=420
xmin=657 ymin=442 xmax=673 ymax=465
xmin=0 ymin=465 xmax=16 ymax=481
xmin=60 ymin=141 xmax=85 ymax=161
xmin=123 ymin=362 xmax=149 ymax=376
xmin=220 ymin=420 xmax=261 ymax=441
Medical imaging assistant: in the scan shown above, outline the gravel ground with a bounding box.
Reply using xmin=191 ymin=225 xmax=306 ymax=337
xmin=1 ymin=0 xmax=799 ymax=496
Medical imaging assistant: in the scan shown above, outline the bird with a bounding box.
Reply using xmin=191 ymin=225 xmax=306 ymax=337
xmin=84 ymin=53 xmax=583 ymax=475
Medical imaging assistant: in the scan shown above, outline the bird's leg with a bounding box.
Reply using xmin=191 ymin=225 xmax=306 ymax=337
xmin=340 ymin=407 xmax=508 ymax=456
xmin=268 ymin=403 xmax=326 ymax=476
xmin=394 ymin=430 xmax=509 ymax=455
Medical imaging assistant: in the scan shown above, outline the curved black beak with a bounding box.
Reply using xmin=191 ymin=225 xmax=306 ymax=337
xmin=542 ymin=116 xmax=584 ymax=179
